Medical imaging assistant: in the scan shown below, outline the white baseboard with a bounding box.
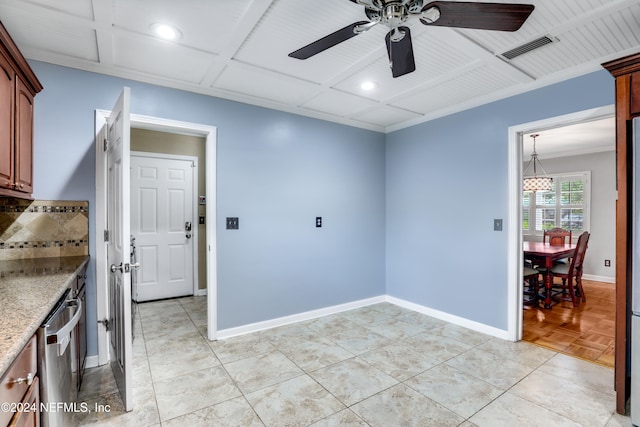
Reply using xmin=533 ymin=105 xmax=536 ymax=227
xmin=215 ymin=294 xmax=509 ymax=341
xmin=385 ymin=296 xmax=511 ymax=340
xmin=582 ymin=274 xmax=615 ymax=284
xmin=85 ymin=355 xmax=101 ymax=369
xmin=195 ymin=288 xmax=207 ymax=296
xmin=216 ymin=295 xmax=386 ymax=340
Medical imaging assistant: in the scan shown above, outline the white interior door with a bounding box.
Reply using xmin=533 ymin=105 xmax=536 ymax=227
xmin=130 ymin=153 xmax=195 ymax=302
xmin=106 ymin=87 xmax=133 ymax=411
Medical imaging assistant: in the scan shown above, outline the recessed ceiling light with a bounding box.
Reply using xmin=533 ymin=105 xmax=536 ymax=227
xmin=361 ymin=81 xmax=378 ymax=91
xmin=150 ymin=23 xmax=182 ymax=40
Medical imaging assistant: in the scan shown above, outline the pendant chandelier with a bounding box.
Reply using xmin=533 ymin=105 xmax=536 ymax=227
xmin=523 ymin=133 xmax=552 ymax=192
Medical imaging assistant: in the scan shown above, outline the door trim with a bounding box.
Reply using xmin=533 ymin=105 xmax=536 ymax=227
xmin=96 ymin=111 xmax=218 ymax=364
xmin=506 ymin=105 xmax=615 ymax=341
xmin=131 ymin=151 xmax=199 ymax=299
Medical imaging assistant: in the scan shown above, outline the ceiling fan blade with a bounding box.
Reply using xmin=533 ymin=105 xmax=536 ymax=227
xmin=385 ymin=27 xmax=416 ymax=78
xmin=420 ymin=2 xmax=534 ymax=32
xmin=289 ymin=21 xmax=370 ymax=60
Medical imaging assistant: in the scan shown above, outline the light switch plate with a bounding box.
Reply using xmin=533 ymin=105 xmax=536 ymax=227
xmin=226 ymin=217 xmax=239 ymax=230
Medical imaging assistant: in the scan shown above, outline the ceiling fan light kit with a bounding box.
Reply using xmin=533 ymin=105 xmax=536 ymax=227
xmin=289 ymin=1 xmax=535 ymax=78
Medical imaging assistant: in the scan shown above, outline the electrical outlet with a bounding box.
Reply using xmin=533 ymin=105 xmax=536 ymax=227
xmin=493 ymin=219 xmax=503 ymax=231
xmin=226 ymin=217 xmax=239 ymax=230
xmin=605 ymin=259 xmax=611 ymax=267
xmin=316 ymin=217 xmax=322 ymax=228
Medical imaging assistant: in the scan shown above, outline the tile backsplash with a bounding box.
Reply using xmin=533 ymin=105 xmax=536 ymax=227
xmin=0 ymin=198 xmax=89 ymax=260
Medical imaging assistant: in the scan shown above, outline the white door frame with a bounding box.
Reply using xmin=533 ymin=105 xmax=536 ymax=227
xmin=506 ymin=105 xmax=614 ymax=341
xmin=96 ymin=111 xmax=218 ymax=364
xmin=131 ymin=151 xmax=200 ymax=299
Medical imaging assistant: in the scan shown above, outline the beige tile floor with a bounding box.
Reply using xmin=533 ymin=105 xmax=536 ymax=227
xmin=76 ymin=297 xmax=632 ymax=427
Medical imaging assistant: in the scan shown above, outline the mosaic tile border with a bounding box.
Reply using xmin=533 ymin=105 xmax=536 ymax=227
xmin=0 ymin=240 xmax=89 ymax=250
xmin=0 ymin=204 xmax=88 ymax=213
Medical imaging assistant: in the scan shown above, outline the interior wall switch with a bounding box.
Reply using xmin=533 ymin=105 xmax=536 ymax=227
xmin=226 ymin=217 xmax=239 ymax=230
xmin=316 ymin=217 xmax=322 ymax=228
xmin=493 ymin=219 xmax=503 ymax=231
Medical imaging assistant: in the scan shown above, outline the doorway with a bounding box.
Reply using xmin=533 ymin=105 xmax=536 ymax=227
xmin=96 ymin=109 xmax=218 ymax=371
xmin=131 ymin=152 xmax=197 ymax=302
xmin=507 ymin=105 xmax=616 ymax=343
xmin=130 ymin=127 xmax=208 ymax=302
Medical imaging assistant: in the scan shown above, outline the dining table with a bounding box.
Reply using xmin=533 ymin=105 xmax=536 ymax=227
xmin=523 ymin=241 xmax=576 ymax=308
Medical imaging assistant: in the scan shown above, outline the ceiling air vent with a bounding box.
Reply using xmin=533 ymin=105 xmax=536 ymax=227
xmin=500 ymin=35 xmax=556 ymax=60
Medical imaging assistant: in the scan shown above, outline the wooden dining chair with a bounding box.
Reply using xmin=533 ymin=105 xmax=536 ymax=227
xmin=550 ymin=231 xmax=590 ymax=307
xmin=543 ymin=228 xmax=572 ymax=246
xmin=542 ymin=228 xmax=573 ymax=268
xmin=523 ymin=266 xmax=540 ymax=306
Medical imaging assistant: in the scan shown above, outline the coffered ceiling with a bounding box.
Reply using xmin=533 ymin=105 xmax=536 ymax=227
xmin=0 ymin=0 xmax=638 ymax=133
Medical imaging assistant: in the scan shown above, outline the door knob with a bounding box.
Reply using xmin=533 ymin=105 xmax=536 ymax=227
xmin=110 ymin=263 xmax=123 ymax=273
xmin=186 ymin=233 xmax=192 ymax=239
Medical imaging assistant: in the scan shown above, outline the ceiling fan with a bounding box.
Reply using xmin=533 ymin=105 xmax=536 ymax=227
xmin=289 ymin=1 xmax=535 ymax=78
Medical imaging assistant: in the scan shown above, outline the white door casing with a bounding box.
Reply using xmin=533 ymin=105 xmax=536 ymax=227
xmin=507 ymin=105 xmax=614 ymax=342
xmin=105 ymin=87 xmax=133 ymax=411
xmin=96 ymin=106 xmax=218 ymax=371
xmin=131 ymin=153 xmax=197 ymax=302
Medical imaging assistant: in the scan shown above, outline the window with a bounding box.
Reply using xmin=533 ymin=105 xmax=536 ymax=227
xmin=522 ymin=172 xmax=590 ymax=239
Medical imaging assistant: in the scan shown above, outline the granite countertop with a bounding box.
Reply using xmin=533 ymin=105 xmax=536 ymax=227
xmin=0 ymin=256 xmax=90 ymax=378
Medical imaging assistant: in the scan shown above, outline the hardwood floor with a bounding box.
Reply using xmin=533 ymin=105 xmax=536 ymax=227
xmin=522 ymin=279 xmax=615 ymax=367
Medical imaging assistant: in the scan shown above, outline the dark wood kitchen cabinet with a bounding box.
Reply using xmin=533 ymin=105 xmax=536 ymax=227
xmin=0 ymin=21 xmax=42 ymax=198
xmin=0 ymin=335 xmax=39 ymax=427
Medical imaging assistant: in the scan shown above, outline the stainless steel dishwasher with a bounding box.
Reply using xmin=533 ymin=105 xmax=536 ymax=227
xmin=37 ymin=288 xmax=82 ymax=427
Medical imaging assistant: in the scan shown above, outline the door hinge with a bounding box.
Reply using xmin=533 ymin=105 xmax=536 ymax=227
xmin=104 ymin=229 xmax=110 ymax=242
xmin=103 ymin=125 xmax=109 ymax=151
xmin=98 ymin=318 xmax=110 ymax=331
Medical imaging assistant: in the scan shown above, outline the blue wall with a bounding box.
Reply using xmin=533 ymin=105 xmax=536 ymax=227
xmin=29 ymin=60 xmax=615 ymax=356
xmin=385 ymin=70 xmax=615 ymax=330
xmin=29 ymin=61 xmax=386 ymax=356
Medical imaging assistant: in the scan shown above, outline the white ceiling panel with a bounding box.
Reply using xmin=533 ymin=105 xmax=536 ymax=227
xmin=505 ymin=3 xmax=640 ymax=78
xmin=113 ymin=0 xmax=252 ymax=55
xmin=302 ymin=90 xmax=379 ymax=117
xmin=215 ymin=62 xmax=319 ymax=105
xmin=0 ymin=5 xmax=98 ymax=62
xmin=333 ymin=27 xmax=480 ymax=101
xmin=22 ymin=0 xmax=94 ymax=20
xmin=112 ymin=34 xmax=213 ymax=83
xmin=391 ymin=63 xmax=521 ymax=115
xmin=234 ymin=0 xmax=388 ymax=83
xmin=352 ymin=105 xmax=423 ymax=128
xmin=0 ymin=0 xmax=638 ymax=134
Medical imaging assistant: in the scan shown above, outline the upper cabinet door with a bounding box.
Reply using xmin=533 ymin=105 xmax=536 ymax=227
xmin=14 ymin=77 xmax=34 ymax=194
xmin=0 ymin=22 xmax=42 ymax=198
xmin=0 ymin=52 xmax=14 ymax=190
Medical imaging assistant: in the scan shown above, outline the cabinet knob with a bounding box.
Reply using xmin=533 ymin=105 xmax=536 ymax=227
xmin=12 ymin=372 xmax=34 ymax=386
